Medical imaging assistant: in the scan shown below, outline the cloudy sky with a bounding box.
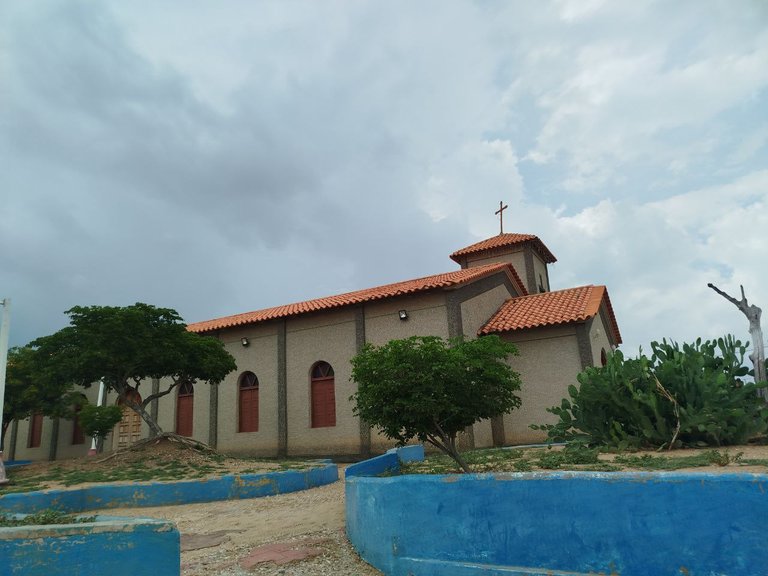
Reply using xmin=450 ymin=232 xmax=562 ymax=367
xmin=1 ymin=1 xmax=766 ymax=361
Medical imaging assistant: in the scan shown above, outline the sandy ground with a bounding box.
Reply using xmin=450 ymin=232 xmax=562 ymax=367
xmin=106 ymin=467 xmax=382 ymax=576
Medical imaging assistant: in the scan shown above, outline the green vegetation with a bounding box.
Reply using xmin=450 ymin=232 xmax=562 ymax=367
xmin=0 ymin=509 xmax=96 ymax=527
xmin=2 ymin=346 xmax=82 ymax=447
xmin=532 ymin=336 xmax=768 ymax=450
xmin=351 ymin=335 xmax=522 ymax=472
xmin=78 ymin=404 xmax=124 ymax=441
xmin=401 ymin=446 xmax=768 ymax=475
xmin=30 ymin=303 xmax=237 ymax=437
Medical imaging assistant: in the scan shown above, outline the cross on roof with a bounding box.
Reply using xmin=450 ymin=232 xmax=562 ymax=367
xmin=494 ymin=201 xmax=508 ymax=235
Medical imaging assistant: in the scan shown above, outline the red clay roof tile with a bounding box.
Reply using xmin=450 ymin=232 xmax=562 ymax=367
xmin=189 ymin=262 xmax=527 ymax=333
xmin=479 ymin=285 xmax=622 ymax=344
xmin=450 ymin=233 xmax=557 ymax=264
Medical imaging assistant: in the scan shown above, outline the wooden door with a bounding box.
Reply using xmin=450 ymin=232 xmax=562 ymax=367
xmin=176 ymin=382 xmax=194 ymax=437
xmin=239 ymin=372 xmax=259 ymax=433
xmin=29 ymin=413 xmax=44 ymax=448
xmin=116 ymin=390 xmax=143 ymax=449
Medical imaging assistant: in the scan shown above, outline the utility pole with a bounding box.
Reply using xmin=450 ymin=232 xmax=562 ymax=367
xmin=0 ymin=298 xmax=11 ymax=484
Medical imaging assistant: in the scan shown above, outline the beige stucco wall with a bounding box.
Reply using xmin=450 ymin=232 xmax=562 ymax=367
xmin=589 ymin=309 xmax=615 ymax=367
xmin=531 ymin=253 xmax=550 ymax=292
xmin=501 ymin=325 xmax=583 ymax=445
xmin=472 ymin=419 xmax=494 ymax=448
xmin=5 ymin=417 xmax=52 ymax=461
xmin=364 ymin=293 xmax=449 ymax=345
xmin=465 ymin=250 xmax=526 ymax=282
xmin=460 ymin=283 xmax=513 ymax=338
xmin=216 ymin=323 xmax=280 ymax=456
xmin=286 ymin=309 xmax=359 ymax=456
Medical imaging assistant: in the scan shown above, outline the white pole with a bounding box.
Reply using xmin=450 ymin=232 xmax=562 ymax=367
xmin=0 ymin=298 xmax=11 ymax=484
xmin=88 ymin=379 xmax=106 ymax=456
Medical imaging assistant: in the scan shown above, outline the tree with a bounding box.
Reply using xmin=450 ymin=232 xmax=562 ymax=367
xmin=31 ymin=303 xmax=237 ymax=438
xmin=350 ymin=335 xmax=522 ymax=472
xmin=534 ymin=337 xmax=768 ymax=449
xmin=707 ymin=283 xmax=765 ymax=387
xmin=2 ymin=346 xmax=79 ymax=447
xmin=78 ymin=404 xmax=123 ymax=443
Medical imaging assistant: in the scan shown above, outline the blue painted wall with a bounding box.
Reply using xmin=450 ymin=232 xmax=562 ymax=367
xmin=346 ymin=447 xmax=768 ymax=576
xmin=0 ymin=516 xmax=179 ymax=576
xmin=346 ymin=445 xmax=423 ymax=478
xmin=0 ymin=462 xmax=338 ymax=513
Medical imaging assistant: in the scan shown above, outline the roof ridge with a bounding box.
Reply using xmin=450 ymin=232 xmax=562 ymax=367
xmin=188 ymin=261 xmax=518 ymax=333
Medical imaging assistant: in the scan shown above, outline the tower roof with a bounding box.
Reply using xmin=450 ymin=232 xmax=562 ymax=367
xmin=450 ymin=233 xmax=557 ymax=265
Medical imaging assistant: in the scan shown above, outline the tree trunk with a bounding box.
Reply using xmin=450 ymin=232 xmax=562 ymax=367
xmin=124 ymin=397 xmax=164 ymax=437
xmin=708 ymin=283 xmax=766 ymax=389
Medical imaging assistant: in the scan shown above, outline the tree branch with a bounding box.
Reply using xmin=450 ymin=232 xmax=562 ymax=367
xmin=707 ymin=283 xmax=743 ymax=309
xmin=141 ymin=381 xmax=181 ymax=408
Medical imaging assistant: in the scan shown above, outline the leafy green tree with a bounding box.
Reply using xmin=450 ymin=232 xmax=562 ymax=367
xmin=534 ymin=336 xmax=768 ymax=449
xmin=350 ymin=335 xmax=522 ymax=472
xmin=31 ymin=303 xmax=237 ymax=438
xmin=2 ymin=346 xmax=80 ymax=447
xmin=78 ymin=404 xmax=124 ymax=442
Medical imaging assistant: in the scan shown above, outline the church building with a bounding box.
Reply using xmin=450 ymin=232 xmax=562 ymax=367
xmin=4 ymin=228 xmax=621 ymax=461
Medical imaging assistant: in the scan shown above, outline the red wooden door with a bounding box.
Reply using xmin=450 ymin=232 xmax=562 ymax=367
xmin=176 ymin=382 xmax=194 ymax=437
xmin=239 ymin=373 xmax=259 ymax=432
xmin=311 ymin=362 xmax=336 ymax=428
xmin=311 ymin=377 xmax=336 ymax=428
xmin=72 ymin=403 xmax=85 ymax=445
xmin=29 ymin=413 xmax=44 ymax=448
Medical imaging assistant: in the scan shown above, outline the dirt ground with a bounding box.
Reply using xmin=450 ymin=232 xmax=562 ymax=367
xmin=107 ymin=466 xmax=382 ymax=576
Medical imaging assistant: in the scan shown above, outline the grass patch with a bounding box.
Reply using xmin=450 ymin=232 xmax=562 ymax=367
xmin=0 ymin=439 xmax=322 ymax=494
xmin=0 ymin=509 xmax=97 ymax=527
xmin=401 ymin=446 xmax=768 ymax=475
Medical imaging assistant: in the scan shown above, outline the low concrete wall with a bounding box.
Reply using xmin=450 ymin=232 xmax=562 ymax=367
xmin=0 ymin=462 xmax=338 ymax=513
xmin=0 ymin=515 xmax=179 ymax=576
xmin=346 ymin=447 xmax=768 ymax=575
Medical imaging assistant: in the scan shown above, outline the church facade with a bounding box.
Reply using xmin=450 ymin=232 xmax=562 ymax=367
xmin=4 ymin=232 xmax=621 ymax=461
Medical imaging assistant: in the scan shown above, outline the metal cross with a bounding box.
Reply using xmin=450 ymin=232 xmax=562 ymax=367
xmin=494 ymin=201 xmax=508 ymax=235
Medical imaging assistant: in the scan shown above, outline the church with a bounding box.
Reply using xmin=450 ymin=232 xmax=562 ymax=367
xmin=4 ymin=225 xmax=621 ymax=462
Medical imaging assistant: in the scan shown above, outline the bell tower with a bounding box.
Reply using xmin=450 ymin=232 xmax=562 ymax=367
xmin=450 ymin=233 xmax=556 ymax=294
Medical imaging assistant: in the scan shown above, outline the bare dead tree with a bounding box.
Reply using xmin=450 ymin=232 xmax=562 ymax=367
xmin=708 ymin=283 xmax=766 ymax=387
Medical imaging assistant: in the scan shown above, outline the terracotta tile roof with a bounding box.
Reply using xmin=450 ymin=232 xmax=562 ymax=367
xmin=450 ymin=233 xmax=557 ymax=264
xmin=479 ymin=285 xmax=622 ymax=344
xmin=189 ymin=262 xmax=527 ymax=334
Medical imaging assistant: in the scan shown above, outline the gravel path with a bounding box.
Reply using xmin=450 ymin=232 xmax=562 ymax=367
xmin=107 ymin=470 xmax=382 ymax=576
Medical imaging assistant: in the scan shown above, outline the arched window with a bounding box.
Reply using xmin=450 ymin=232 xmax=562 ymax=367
xmin=176 ymin=381 xmax=194 ymax=437
xmin=238 ymin=371 xmax=259 ymax=433
xmin=311 ymin=361 xmax=336 ymax=428
xmin=600 ymin=348 xmax=608 ymax=367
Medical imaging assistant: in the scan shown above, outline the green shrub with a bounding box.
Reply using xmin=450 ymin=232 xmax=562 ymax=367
xmin=78 ymin=404 xmax=123 ymax=440
xmin=533 ymin=336 xmax=768 ymax=449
